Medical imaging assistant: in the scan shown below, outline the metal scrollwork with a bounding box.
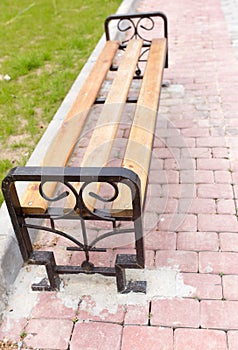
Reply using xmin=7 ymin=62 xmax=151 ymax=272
xmin=39 ymin=181 xmax=69 ymax=202
xmin=28 ymin=178 xmax=135 ymax=262
xmin=118 ymin=16 xmax=155 ymax=45
xmin=39 ymin=178 xmax=121 ymax=222
xmin=78 ymin=180 xmax=120 ymax=221
xmin=87 ymin=181 xmax=119 ymax=203
xmin=39 ymin=180 xmax=80 ymax=218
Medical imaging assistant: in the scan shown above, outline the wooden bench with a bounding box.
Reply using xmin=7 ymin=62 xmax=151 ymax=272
xmin=2 ymin=12 xmax=168 ymax=293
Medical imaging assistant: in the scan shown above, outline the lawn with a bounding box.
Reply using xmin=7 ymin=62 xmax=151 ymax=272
xmin=0 ymin=0 xmax=121 ymax=205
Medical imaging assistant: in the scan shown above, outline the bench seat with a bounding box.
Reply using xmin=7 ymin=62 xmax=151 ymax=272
xmin=21 ymin=38 xmax=167 ymax=217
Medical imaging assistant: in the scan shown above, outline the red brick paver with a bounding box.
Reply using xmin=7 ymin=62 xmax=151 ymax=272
xmin=155 ymin=250 xmax=198 ymax=272
xmin=197 ymin=159 xmax=230 ymax=171
xmin=215 ymin=170 xmax=232 ymax=183
xmin=124 ymin=303 xmax=150 ymax=325
xmin=158 ymin=213 xmax=197 ymax=232
xmin=198 ymin=214 xmax=238 ymax=232
xmin=228 ymin=331 xmax=238 ymax=350
xmin=30 ymin=292 xmax=78 ymax=319
xmin=179 ymin=198 xmax=216 ymax=214
xmin=199 ymin=252 xmax=238 ymax=274
xmin=121 ymin=326 xmax=173 ymax=350
xmin=0 ymin=318 xmax=27 ymax=343
xmin=24 ymin=319 xmax=73 ymax=350
xmin=197 ymin=184 xmax=233 ymax=199
xmin=177 ymin=231 xmax=219 ymax=251
xmin=151 ymin=298 xmax=200 ymax=328
xmin=78 ymin=295 xmax=125 ymax=323
xmin=181 ymin=273 xmax=222 ymax=300
xmin=70 ymin=322 xmax=122 ymax=350
xmin=220 ymin=232 xmax=238 ymax=251
xmin=144 ymin=230 xmax=176 ymax=250
xmin=174 ymin=329 xmax=228 ymax=350
xmin=201 ymin=301 xmax=238 ymax=330
xmin=222 ymin=275 xmax=238 ymax=300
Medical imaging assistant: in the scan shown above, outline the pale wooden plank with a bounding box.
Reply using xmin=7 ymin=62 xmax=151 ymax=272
xmin=65 ymin=40 xmax=120 ymax=121
xmin=21 ymin=40 xmax=119 ymax=214
xmin=81 ymin=40 xmax=143 ymax=167
xmin=112 ymin=38 xmax=167 ymax=213
xmin=65 ymin=39 xmax=144 ymax=211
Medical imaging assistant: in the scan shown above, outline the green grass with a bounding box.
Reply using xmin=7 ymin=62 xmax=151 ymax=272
xmin=0 ymin=0 xmax=121 ymax=205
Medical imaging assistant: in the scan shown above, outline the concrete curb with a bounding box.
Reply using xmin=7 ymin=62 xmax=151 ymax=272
xmin=0 ymin=0 xmax=139 ymax=317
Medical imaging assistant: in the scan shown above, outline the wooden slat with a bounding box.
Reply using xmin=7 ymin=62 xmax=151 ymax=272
xmin=64 ymin=39 xmax=144 ymax=211
xmin=21 ymin=40 xmax=119 ymax=214
xmin=81 ymin=39 xmax=143 ymax=166
xmin=112 ymin=38 xmax=167 ymax=214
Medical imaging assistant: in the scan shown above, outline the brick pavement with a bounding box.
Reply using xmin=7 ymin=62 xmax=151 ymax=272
xmin=1 ymin=0 xmax=238 ymax=349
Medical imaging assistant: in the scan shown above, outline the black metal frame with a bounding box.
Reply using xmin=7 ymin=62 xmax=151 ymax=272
xmin=2 ymin=166 xmax=146 ymax=293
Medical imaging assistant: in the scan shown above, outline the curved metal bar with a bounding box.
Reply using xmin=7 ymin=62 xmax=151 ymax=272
xmin=88 ymin=181 xmax=119 ymax=203
xmin=117 ymin=18 xmax=136 ymax=43
xmin=139 ymin=18 xmax=155 ymax=32
xmin=39 ymin=182 xmax=69 ymax=202
xmin=133 ymin=16 xmax=155 ymax=43
xmin=78 ymin=181 xmax=120 ymax=221
xmin=89 ymin=228 xmax=135 ymax=248
xmin=117 ymin=18 xmax=135 ymax=33
xmin=138 ymin=47 xmax=150 ymax=61
xmin=22 ymin=223 xmax=85 ymax=250
xmin=39 ymin=180 xmax=78 ymax=203
xmin=134 ymin=47 xmax=150 ymax=76
xmin=39 ymin=180 xmax=83 ymax=220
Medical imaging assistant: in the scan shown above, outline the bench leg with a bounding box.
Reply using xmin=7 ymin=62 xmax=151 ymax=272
xmin=115 ymin=254 xmax=146 ymax=293
xmin=115 ymin=213 xmax=146 ymax=294
xmin=29 ymin=251 xmax=61 ymax=291
xmin=2 ymin=176 xmax=33 ymax=261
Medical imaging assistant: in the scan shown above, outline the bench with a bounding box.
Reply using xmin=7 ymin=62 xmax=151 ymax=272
xmin=2 ymin=12 xmax=168 ymax=293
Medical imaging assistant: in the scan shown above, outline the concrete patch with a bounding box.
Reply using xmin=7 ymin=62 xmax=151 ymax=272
xmin=60 ymin=268 xmax=195 ymax=318
xmin=2 ymin=265 xmax=195 ymax=323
